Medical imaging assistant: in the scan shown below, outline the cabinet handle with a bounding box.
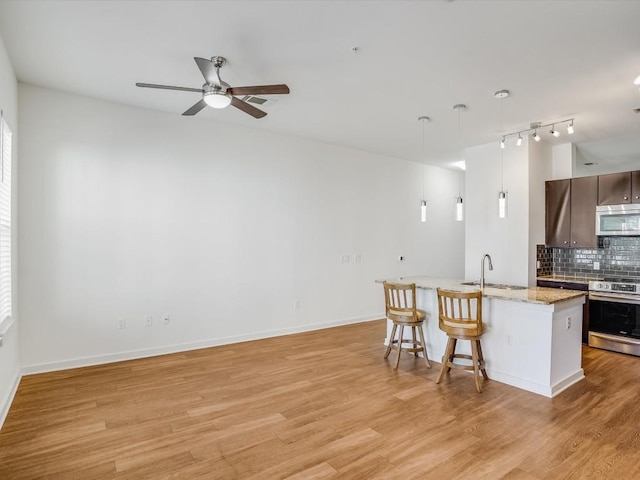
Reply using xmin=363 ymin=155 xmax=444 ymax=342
xmin=624 ymin=196 xmax=629 ymax=200
xmin=636 ymin=196 xmax=639 ymax=199
xmin=573 ymin=241 xmax=577 ymax=244
xmin=564 ymin=241 xmax=569 ymax=244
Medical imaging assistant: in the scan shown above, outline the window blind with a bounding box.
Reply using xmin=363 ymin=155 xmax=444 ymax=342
xmin=0 ymin=115 xmax=12 ymax=324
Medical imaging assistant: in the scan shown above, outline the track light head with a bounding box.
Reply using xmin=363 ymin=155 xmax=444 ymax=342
xmin=567 ymin=121 xmax=574 ymax=134
xmin=516 ymin=134 xmax=523 ymax=146
xmin=550 ymin=125 xmax=560 ymax=137
xmin=532 ymin=131 xmax=541 ymax=142
xmin=499 ymin=137 xmax=505 ymax=149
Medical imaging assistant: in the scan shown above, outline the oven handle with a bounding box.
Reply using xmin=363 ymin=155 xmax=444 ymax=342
xmin=589 ymin=331 xmax=640 ymax=346
xmin=589 ymin=293 xmax=640 ymax=304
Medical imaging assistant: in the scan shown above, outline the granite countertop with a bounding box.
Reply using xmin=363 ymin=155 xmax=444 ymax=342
xmin=536 ymin=274 xmax=602 ymax=285
xmin=378 ymin=276 xmax=587 ymax=305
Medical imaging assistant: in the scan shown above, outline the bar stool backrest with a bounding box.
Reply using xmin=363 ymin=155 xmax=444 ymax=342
xmin=383 ymin=282 xmax=419 ymax=323
xmin=437 ymin=288 xmax=483 ymax=338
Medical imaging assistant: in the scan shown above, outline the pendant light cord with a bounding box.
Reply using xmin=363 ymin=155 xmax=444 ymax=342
xmin=421 ymin=118 xmax=426 ymax=200
xmin=457 ymin=106 xmax=462 ymax=197
xmin=500 ymin=97 xmax=504 ymax=192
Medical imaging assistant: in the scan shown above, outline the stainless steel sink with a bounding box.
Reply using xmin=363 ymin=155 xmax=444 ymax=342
xmin=460 ymin=281 xmax=528 ymax=291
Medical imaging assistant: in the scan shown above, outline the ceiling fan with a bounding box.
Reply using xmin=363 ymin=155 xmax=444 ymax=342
xmin=136 ymin=56 xmax=290 ymax=119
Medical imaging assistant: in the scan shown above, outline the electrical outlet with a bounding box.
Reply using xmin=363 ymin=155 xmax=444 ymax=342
xmin=162 ymin=313 xmax=170 ymax=325
xmin=118 ymin=318 xmax=126 ymax=329
xmin=593 ymin=261 xmax=600 ymax=270
xmin=566 ymin=316 xmax=572 ymax=330
xmin=145 ymin=315 xmax=153 ymax=327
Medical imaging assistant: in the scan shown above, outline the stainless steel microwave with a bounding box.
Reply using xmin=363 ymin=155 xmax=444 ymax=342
xmin=596 ymin=204 xmax=640 ymax=236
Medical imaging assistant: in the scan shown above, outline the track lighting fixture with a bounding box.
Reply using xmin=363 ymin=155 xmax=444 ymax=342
xmin=499 ymin=118 xmax=575 ymax=147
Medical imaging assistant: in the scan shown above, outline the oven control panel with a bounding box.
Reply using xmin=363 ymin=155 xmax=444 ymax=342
xmin=589 ymin=281 xmax=639 ymax=295
xmin=612 ymin=283 xmax=637 ymax=293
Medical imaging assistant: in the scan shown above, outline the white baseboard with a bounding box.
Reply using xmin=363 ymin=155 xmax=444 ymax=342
xmin=0 ymin=371 xmax=21 ymax=430
xmin=21 ymin=314 xmax=383 ymax=376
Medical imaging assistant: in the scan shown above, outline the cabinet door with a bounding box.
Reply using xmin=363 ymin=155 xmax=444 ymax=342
xmin=632 ymin=171 xmax=640 ymax=203
xmin=545 ymin=179 xmax=571 ymax=247
xmin=570 ymin=176 xmax=598 ymax=248
xmin=598 ymin=172 xmax=631 ymax=205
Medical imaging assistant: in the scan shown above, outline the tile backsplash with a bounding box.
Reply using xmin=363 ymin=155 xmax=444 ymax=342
xmin=537 ymin=237 xmax=640 ymax=281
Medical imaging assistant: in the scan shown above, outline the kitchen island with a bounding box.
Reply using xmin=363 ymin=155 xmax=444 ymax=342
xmin=380 ymin=276 xmax=587 ymax=397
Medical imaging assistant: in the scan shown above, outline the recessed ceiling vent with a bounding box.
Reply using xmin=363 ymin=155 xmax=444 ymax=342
xmin=241 ymin=95 xmax=278 ymax=107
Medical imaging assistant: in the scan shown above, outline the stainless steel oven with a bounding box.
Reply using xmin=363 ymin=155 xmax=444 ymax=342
xmin=589 ymin=280 xmax=640 ymax=356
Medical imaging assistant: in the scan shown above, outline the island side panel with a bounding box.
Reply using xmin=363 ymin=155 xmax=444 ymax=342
xmin=550 ymin=297 xmax=585 ymax=396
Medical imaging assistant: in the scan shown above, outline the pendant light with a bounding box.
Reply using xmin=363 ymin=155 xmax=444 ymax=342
xmin=453 ymin=104 xmax=466 ymax=222
xmin=418 ymin=116 xmax=430 ymax=222
xmin=495 ymin=90 xmax=509 ymax=219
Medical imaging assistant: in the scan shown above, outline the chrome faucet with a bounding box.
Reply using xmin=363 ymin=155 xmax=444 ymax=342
xmin=480 ymin=254 xmax=494 ymax=289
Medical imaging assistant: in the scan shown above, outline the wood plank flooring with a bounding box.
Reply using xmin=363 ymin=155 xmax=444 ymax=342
xmin=1 ymin=319 xmax=640 ymax=479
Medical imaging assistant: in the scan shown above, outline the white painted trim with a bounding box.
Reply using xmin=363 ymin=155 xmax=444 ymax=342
xmin=550 ymin=369 xmax=585 ymax=397
xmin=0 ymin=370 xmax=21 ymax=430
xmin=21 ymin=315 xmax=383 ymax=376
xmin=487 ymin=367 xmax=584 ymax=398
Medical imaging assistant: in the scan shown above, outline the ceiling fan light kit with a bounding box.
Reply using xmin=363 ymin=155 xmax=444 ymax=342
xmin=136 ymin=55 xmax=289 ymax=118
xmin=203 ymin=89 xmax=232 ymax=109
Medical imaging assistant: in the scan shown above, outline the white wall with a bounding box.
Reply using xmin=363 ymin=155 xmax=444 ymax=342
xmin=464 ymin=140 xmax=531 ymax=286
xmin=18 ymin=84 xmax=465 ymax=373
xmin=529 ymin=139 xmax=552 ymax=285
xmin=0 ymin=33 xmax=20 ymax=429
xmin=551 ymin=143 xmax=575 ymax=179
xmin=465 ymin=137 xmax=552 ymax=287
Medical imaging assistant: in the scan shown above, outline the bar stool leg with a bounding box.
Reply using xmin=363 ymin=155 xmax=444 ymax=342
xmin=476 ymin=340 xmax=489 ymax=379
xmin=417 ymin=325 xmax=431 ymax=368
xmin=471 ymin=339 xmax=482 ymax=393
xmin=411 ymin=327 xmax=418 ymax=357
xmin=436 ymin=337 xmax=455 ymax=384
xmin=384 ymin=323 xmax=397 ymax=360
xmin=394 ymin=325 xmax=404 ymax=370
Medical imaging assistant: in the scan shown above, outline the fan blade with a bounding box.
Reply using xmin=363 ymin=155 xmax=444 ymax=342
xmin=228 ymin=84 xmax=290 ymax=96
xmin=231 ymin=97 xmax=267 ymax=119
xmin=194 ymin=57 xmax=221 ymax=86
xmin=136 ymin=83 xmax=203 ymax=93
xmin=182 ymin=99 xmax=208 ymax=116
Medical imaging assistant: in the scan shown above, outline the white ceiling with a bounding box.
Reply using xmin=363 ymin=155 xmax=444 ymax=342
xmin=1 ymin=0 xmax=639 ymax=171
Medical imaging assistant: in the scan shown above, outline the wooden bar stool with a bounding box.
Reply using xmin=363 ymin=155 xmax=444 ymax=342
xmin=435 ymin=288 xmax=488 ymax=393
xmin=382 ymin=281 xmax=431 ymax=370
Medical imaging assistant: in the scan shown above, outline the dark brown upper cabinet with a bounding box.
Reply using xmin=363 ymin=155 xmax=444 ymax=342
xmin=632 ymin=171 xmax=640 ymax=203
xmin=546 ymin=179 xmax=571 ymax=247
xmin=598 ymin=172 xmax=632 ymax=205
xmin=546 ymin=177 xmax=597 ymax=248
xmin=570 ymin=176 xmax=598 ymax=248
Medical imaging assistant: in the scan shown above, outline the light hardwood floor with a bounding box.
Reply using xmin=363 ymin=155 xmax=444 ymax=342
xmin=1 ymin=319 xmax=639 ymax=479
